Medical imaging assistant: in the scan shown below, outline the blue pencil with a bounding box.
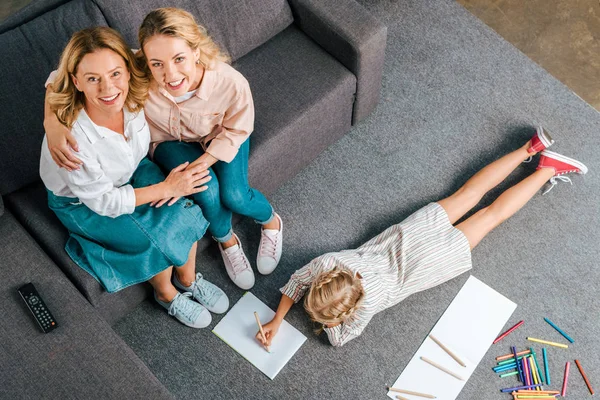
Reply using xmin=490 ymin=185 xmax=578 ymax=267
xmin=544 ymin=317 xmax=574 ymax=343
xmin=500 ymin=383 xmax=542 ymax=392
xmin=513 ymin=346 xmax=524 ymax=382
xmin=543 ymin=347 xmax=551 ymax=384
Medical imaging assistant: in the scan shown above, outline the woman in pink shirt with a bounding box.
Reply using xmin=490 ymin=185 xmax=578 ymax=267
xmin=45 ymin=8 xmax=282 ymax=291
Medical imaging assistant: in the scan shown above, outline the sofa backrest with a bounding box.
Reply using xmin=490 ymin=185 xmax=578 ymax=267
xmin=0 ymin=0 xmax=108 ymax=195
xmin=93 ymin=0 xmax=293 ymax=62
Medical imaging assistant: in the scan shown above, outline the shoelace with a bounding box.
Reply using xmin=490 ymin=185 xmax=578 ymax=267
xmin=542 ymin=175 xmax=572 ymax=195
xmin=227 ymin=247 xmax=250 ymax=276
xmin=190 ymin=273 xmax=218 ymax=305
xmin=259 ymin=232 xmax=278 ymax=259
xmin=169 ymin=292 xmax=202 ymax=321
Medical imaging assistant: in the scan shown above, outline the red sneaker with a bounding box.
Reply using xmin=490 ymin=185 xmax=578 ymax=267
xmin=528 ymin=125 xmax=554 ymax=154
xmin=537 ymin=150 xmax=588 ymax=194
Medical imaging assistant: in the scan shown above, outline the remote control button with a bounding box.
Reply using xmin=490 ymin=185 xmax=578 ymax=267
xmin=28 ymin=296 xmax=39 ymax=305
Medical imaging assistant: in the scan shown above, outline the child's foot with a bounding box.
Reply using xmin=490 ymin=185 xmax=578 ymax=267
xmin=154 ymin=292 xmax=212 ymax=328
xmin=528 ymin=125 xmax=554 ymax=154
xmin=218 ymin=233 xmax=255 ymax=289
xmin=173 ymin=272 xmax=229 ymax=314
xmin=524 ymin=125 xmax=554 ymax=162
xmin=537 ymin=149 xmax=588 ymax=194
xmin=257 ymin=213 xmax=283 ymax=275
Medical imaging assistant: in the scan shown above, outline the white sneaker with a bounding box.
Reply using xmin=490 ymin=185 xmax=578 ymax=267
xmin=256 ymin=213 xmax=283 ymax=275
xmin=154 ymin=292 xmax=212 ymax=329
xmin=173 ymin=272 xmax=229 ymax=314
xmin=218 ymin=234 xmax=255 ymax=289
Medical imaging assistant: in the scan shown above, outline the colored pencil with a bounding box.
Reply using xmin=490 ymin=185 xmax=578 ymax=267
xmin=499 ymin=354 xmax=530 ymax=366
xmin=561 ymin=361 xmax=570 ymax=397
xmin=526 ymin=337 xmax=568 ymax=349
xmin=529 ymin=347 xmax=544 ymax=384
xmin=513 ymin=346 xmax=524 ymax=382
xmin=428 ymin=335 xmax=466 ymax=367
xmin=493 ymin=320 xmax=524 ymax=344
xmin=522 ymin=354 xmax=531 ymax=386
xmin=574 ymin=359 xmax=595 ymax=395
xmin=501 ymin=384 xmax=542 ymax=393
xmin=387 ymin=387 xmax=436 ymax=398
xmin=529 ymin=357 xmax=540 ymax=390
xmin=253 ymin=312 xmax=271 ymax=353
xmin=543 ymin=318 xmax=574 ymax=343
xmin=500 ymin=371 xmax=520 ymax=378
xmin=420 ymin=356 xmax=465 ymax=381
xmin=516 ymin=390 xmax=559 ymax=394
xmin=542 ymin=348 xmax=550 ymax=385
xmin=514 ymin=396 xmax=557 ymax=399
xmin=497 ymin=350 xmax=530 ymax=361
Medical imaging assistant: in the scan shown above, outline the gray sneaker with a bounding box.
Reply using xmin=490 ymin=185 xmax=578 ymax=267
xmin=154 ymin=292 xmax=211 ymax=328
xmin=173 ymin=272 xmax=229 ymax=314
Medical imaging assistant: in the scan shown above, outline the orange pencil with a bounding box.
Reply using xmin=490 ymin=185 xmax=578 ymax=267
xmin=575 ymin=359 xmax=595 ymax=395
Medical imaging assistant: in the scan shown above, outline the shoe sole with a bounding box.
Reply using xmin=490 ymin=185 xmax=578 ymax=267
xmin=536 ymin=126 xmax=554 ymax=149
xmin=542 ymin=150 xmax=588 ymax=174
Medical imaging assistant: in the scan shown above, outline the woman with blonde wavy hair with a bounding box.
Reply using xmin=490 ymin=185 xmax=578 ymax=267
xmin=40 ymin=26 xmax=230 ymax=329
xmin=258 ymin=126 xmax=587 ymax=347
xmin=45 ymin=8 xmax=284 ymax=293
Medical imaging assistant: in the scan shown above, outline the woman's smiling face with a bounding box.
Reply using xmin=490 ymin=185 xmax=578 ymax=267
xmin=143 ymin=34 xmax=202 ymax=96
xmin=72 ymin=48 xmax=130 ymax=115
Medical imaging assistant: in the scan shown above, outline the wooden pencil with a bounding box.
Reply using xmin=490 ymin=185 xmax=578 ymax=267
xmin=429 ymin=334 xmax=466 ymax=367
xmin=420 ymin=356 xmax=465 ymax=381
xmin=253 ymin=311 xmax=271 ymax=353
xmin=387 ymin=386 xmax=436 ymax=398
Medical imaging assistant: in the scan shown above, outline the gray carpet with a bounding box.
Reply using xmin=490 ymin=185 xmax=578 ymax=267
xmin=114 ymin=0 xmax=600 ymax=398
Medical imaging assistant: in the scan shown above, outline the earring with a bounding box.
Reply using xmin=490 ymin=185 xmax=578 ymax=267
xmin=195 ymin=59 xmax=200 ymax=65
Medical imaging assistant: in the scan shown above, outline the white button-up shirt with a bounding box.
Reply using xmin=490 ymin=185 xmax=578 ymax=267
xmin=40 ymin=108 xmax=150 ymax=218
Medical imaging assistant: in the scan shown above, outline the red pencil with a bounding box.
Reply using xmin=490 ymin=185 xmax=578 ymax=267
xmin=493 ymin=320 xmax=524 ymax=344
xmin=575 ymin=359 xmax=595 ymax=395
xmin=561 ymin=361 xmax=570 ymax=397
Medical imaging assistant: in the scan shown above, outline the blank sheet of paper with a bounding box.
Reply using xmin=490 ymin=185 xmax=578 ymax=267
xmin=388 ymin=275 xmax=517 ymax=400
xmin=212 ymin=292 xmax=307 ymax=380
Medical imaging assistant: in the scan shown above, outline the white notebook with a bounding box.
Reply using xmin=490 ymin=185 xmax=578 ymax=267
xmin=388 ymin=275 xmax=517 ymax=400
xmin=212 ymin=292 xmax=307 ymax=380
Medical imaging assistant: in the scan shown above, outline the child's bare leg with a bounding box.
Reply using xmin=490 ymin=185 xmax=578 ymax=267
xmin=456 ymin=167 xmax=554 ymax=249
xmin=438 ymin=141 xmax=533 ymax=224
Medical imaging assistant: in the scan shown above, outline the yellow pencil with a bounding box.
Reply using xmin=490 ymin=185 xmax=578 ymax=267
xmin=420 ymin=356 xmax=465 ymax=381
xmin=428 ymin=335 xmax=466 ymax=367
xmin=526 ymin=337 xmax=568 ymax=349
xmin=387 ymin=386 xmax=436 ymax=398
xmin=253 ymin=311 xmax=271 ymax=353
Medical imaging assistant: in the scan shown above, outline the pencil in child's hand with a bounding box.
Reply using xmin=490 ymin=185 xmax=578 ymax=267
xmin=254 ymin=311 xmax=271 ymax=353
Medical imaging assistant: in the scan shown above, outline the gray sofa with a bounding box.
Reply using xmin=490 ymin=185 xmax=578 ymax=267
xmin=0 ymin=0 xmax=386 ymax=396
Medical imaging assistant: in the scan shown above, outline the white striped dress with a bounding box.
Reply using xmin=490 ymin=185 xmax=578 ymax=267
xmin=280 ymin=203 xmax=472 ymax=347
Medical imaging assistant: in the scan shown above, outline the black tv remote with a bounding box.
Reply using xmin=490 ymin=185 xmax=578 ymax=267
xmin=18 ymin=282 xmax=58 ymax=333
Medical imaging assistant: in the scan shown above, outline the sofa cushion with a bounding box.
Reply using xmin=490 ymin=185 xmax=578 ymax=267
xmin=0 ymin=0 xmax=108 ymax=195
xmin=233 ymin=26 xmax=357 ymax=194
xmin=93 ymin=0 xmax=293 ymax=61
xmin=0 ymin=210 xmax=173 ymax=399
xmin=0 ymin=195 xmax=3 ymax=217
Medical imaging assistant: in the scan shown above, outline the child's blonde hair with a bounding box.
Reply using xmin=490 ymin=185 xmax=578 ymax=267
xmin=48 ymin=27 xmax=148 ymax=127
xmin=138 ymin=7 xmax=230 ymax=70
xmin=304 ymin=268 xmax=365 ymax=333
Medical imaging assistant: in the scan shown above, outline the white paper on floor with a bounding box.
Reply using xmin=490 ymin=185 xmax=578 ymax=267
xmin=212 ymin=292 xmax=307 ymax=380
xmin=388 ymin=275 xmax=517 ymax=400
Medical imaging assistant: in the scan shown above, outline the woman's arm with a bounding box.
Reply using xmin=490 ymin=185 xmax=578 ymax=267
xmin=323 ymin=312 xmax=372 ymax=347
xmin=44 ymin=81 xmax=83 ymax=171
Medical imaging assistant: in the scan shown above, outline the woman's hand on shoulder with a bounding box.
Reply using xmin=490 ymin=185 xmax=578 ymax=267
xmin=45 ymin=116 xmax=82 ymax=171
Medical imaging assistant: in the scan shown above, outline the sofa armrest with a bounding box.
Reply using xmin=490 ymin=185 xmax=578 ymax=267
xmin=288 ymin=0 xmax=387 ymax=124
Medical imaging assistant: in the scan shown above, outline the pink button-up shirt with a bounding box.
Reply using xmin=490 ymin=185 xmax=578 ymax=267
xmin=145 ymin=61 xmax=254 ymax=163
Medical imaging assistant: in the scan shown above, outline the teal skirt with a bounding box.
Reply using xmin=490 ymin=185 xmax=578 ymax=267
xmin=48 ymin=157 xmax=209 ymax=293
